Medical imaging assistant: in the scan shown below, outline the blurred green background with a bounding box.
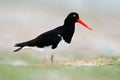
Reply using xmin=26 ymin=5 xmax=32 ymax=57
xmin=0 ymin=0 xmax=120 ymax=80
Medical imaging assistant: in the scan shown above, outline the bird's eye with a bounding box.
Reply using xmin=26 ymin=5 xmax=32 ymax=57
xmin=73 ymin=14 xmax=76 ymax=17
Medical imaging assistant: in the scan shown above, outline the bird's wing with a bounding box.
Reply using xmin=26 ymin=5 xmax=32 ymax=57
xmin=33 ymin=27 xmax=62 ymax=49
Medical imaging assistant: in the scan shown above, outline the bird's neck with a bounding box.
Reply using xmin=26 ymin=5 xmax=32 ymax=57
xmin=61 ymin=21 xmax=75 ymax=43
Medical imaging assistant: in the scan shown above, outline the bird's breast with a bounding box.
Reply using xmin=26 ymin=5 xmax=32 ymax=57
xmin=56 ymin=35 xmax=70 ymax=50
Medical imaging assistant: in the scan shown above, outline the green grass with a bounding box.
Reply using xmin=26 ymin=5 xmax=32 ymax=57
xmin=0 ymin=64 xmax=120 ymax=80
xmin=0 ymin=50 xmax=120 ymax=80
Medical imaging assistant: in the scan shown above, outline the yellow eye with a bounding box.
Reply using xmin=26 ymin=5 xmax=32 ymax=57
xmin=73 ymin=14 xmax=76 ymax=17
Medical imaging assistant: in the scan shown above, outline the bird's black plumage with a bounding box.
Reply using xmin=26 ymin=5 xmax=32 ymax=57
xmin=14 ymin=12 xmax=79 ymax=52
xmin=13 ymin=12 xmax=93 ymax=64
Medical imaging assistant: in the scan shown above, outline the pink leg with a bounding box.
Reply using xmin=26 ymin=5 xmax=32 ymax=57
xmin=50 ymin=54 xmax=54 ymax=64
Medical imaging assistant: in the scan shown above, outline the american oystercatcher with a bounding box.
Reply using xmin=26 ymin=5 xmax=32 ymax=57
xmin=14 ymin=12 xmax=92 ymax=64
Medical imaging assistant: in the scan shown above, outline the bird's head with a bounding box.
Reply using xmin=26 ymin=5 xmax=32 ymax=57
xmin=65 ymin=12 xmax=92 ymax=30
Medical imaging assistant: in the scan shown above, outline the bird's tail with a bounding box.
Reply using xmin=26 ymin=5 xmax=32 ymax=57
xmin=14 ymin=39 xmax=35 ymax=52
xmin=13 ymin=47 xmax=23 ymax=52
xmin=13 ymin=42 xmax=26 ymax=52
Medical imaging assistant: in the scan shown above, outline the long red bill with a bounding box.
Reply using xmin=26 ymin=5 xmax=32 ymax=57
xmin=77 ymin=19 xmax=92 ymax=30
